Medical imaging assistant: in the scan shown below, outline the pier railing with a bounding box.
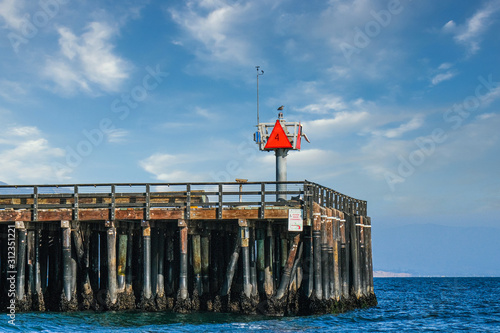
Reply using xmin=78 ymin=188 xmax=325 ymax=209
xmin=0 ymin=180 xmax=367 ymax=222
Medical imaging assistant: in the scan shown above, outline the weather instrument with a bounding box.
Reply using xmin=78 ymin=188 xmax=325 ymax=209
xmin=253 ymin=70 xmax=310 ymax=200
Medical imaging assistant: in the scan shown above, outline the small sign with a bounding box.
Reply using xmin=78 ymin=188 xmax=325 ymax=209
xmin=288 ymin=209 xmax=303 ymax=232
xmin=264 ymin=120 xmax=293 ymax=149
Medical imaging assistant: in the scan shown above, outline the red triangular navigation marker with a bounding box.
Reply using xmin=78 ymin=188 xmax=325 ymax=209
xmin=264 ymin=120 xmax=293 ymax=149
xmin=296 ymin=124 xmax=302 ymax=150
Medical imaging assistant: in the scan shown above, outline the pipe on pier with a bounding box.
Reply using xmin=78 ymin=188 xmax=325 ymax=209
xmin=107 ymin=225 xmax=118 ymax=304
xmin=249 ymin=227 xmax=258 ymax=297
xmin=16 ymin=224 xmax=27 ymax=301
xmin=327 ymin=213 xmax=335 ymax=300
xmin=333 ymin=215 xmax=341 ymax=300
xmin=125 ymin=225 xmax=134 ymax=293
xmin=61 ymin=221 xmax=72 ymax=301
xmin=240 ymin=221 xmax=252 ymax=298
xmin=340 ymin=217 xmax=349 ymax=298
xmin=178 ymin=220 xmax=189 ymax=300
xmin=276 ymin=233 xmax=300 ymax=300
xmin=157 ymin=227 xmax=165 ymax=297
xmin=27 ymin=229 xmax=35 ymax=297
xmin=34 ymin=227 xmax=43 ymax=297
xmin=142 ymin=222 xmax=152 ymax=300
xmin=118 ymin=233 xmax=127 ymax=291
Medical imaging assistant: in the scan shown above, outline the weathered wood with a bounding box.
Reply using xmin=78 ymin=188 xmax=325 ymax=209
xmin=276 ymin=233 xmax=300 ymax=300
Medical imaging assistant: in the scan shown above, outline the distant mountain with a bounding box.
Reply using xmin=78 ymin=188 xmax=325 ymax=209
xmin=0 ymin=181 xmax=6 ymax=185
xmin=374 ymin=271 xmax=412 ymax=278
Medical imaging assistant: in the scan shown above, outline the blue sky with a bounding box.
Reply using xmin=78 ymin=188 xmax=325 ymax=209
xmin=1 ymin=0 xmax=499 ymax=275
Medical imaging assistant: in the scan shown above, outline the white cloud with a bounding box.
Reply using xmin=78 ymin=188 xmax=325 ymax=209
xmin=43 ymin=22 xmax=130 ymax=94
xmin=140 ymin=153 xmax=208 ymax=182
xmin=431 ymin=71 xmax=457 ymax=86
xmin=0 ymin=79 xmax=27 ymax=102
xmin=295 ymin=96 xmax=347 ymax=114
xmin=443 ymin=1 xmax=500 ymax=54
xmin=378 ymin=116 xmax=424 ymax=139
xmin=106 ymin=128 xmax=129 ymax=143
xmin=302 ymin=111 xmax=370 ymax=138
xmin=0 ymin=0 xmax=25 ymax=30
xmin=169 ymin=1 xmax=256 ymax=66
xmin=0 ymin=124 xmax=70 ymax=183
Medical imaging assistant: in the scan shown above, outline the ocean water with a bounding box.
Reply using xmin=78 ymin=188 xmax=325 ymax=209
xmin=2 ymin=278 xmax=499 ymax=332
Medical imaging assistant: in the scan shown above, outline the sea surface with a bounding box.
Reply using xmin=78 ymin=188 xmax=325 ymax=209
xmin=2 ymin=278 xmax=499 ymax=332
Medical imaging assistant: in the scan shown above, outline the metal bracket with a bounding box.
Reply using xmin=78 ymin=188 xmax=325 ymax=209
xmin=15 ymin=221 xmax=25 ymax=229
xmin=178 ymin=219 xmax=187 ymax=227
xmin=61 ymin=220 xmax=70 ymax=228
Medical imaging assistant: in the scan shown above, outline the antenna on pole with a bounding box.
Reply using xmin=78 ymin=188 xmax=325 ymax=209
xmin=256 ymin=66 xmax=264 ymax=126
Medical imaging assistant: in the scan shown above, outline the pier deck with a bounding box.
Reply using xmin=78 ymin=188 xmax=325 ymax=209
xmin=0 ymin=181 xmax=376 ymax=315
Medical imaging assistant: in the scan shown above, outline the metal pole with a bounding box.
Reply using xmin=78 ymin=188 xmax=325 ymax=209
xmin=256 ymin=66 xmax=264 ymax=125
xmin=107 ymin=226 xmax=118 ymax=304
xmin=241 ymin=223 xmax=252 ymax=298
xmin=179 ymin=222 xmax=188 ymax=300
xmin=61 ymin=223 xmax=72 ymax=301
xmin=142 ymin=222 xmax=152 ymax=300
xmin=276 ymin=148 xmax=288 ymax=201
xmin=118 ymin=233 xmax=127 ymax=291
xmin=16 ymin=226 xmax=27 ymax=301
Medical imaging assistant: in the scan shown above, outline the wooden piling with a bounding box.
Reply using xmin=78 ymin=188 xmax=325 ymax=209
xmin=264 ymin=222 xmax=274 ymax=297
xmin=275 ymin=233 xmax=300 ymax=300
xmin=192 ymin=233 xmax=202 ymax=295
xmin=201 ymin=230 xmax=210 ymax=295
xmin=312 ymin=207 xmax=322 ymax=300
xmin=320 ymin=211 xmax=330 ymax=300
xmin=256 ymin=227 xmax=265 ymax=295
xmin=221 ymin=227 xmax=241 ymax=297
xmin=350 ymin=215 xmax=361 ymax=298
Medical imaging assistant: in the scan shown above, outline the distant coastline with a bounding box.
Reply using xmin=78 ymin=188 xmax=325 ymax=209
xmin=373 ymin=271 xmax=412 ymax=278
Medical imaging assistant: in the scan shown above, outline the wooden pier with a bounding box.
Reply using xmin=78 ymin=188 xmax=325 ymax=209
xmin=0 ymin=180 xmax=376 ymax=315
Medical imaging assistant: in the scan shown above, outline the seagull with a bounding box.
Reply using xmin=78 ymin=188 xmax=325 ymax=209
xmin=277 ymin=105 xmax=284 ymax=110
